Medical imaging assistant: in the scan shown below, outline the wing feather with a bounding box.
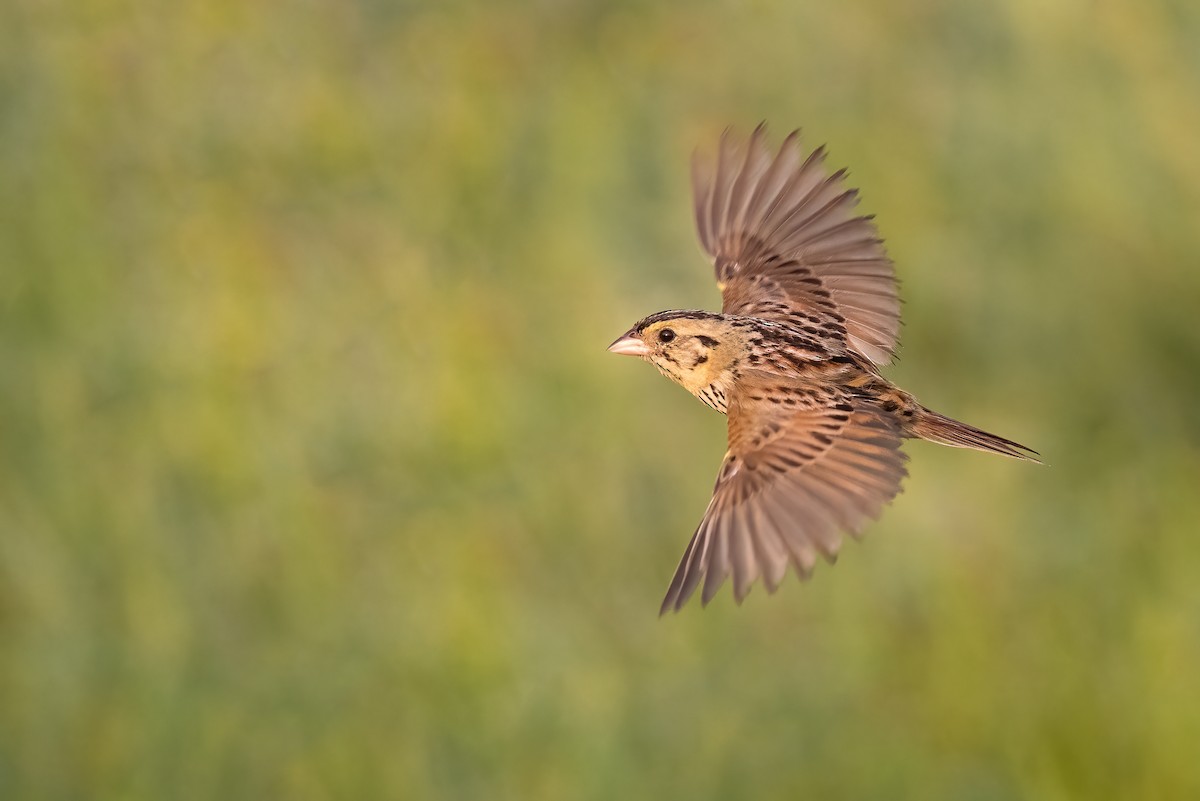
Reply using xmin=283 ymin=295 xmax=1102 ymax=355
xmin=660 ymin=385 xmax=908 ymax=613
xmin=692 ymin=126 xmax=901 ymax=365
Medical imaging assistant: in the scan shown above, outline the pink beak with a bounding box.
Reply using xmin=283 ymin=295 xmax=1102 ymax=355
xmin=607 ymin=330 xmax=650 ymax=357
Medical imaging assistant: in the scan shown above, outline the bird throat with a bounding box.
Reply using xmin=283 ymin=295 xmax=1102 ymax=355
xmin=694 ymin=373 xmax=734 ymax=414
xmin=664 ymin=354 xmax=738 ymax=415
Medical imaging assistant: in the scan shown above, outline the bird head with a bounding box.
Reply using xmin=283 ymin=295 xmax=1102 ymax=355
xmin=608 ymin=310 xmax=744 ymax=400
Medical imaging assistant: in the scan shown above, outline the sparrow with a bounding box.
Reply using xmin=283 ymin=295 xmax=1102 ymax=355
xmin=609 ymin=125 xmax=1039 ymax=614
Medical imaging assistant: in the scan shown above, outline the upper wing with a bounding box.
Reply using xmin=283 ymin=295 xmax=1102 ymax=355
xmin=692 ymin=125 xmax=901 ymax=365
xmin=660 ymin=382 xmax=908 ymax=613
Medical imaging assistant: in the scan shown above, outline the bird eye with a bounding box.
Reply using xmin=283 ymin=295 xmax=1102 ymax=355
xmin=658 ymin=328 xmax=676 ymax=343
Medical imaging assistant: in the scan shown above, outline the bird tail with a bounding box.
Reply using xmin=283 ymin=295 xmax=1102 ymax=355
xmin=912 ymin=407 xmax=1041 ymax=463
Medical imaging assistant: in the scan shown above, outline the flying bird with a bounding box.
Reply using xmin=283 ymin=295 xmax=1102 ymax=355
xmin=609 ymin=125 xmax=1039 ymax=614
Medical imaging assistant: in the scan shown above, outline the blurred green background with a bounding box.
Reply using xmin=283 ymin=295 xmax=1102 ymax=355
xmin=3 ymin=0 xmax=1200 ymax=798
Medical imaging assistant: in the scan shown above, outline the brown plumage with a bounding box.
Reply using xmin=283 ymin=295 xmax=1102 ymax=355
xmin=608 ymin=125 xmax=1039 ymax=613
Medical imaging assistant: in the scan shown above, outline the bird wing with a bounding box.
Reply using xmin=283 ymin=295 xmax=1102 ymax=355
xmin=660 ymin=381 xmax=908 ymax=613
xmin=691 ymin=125 xmax=901 ymax=365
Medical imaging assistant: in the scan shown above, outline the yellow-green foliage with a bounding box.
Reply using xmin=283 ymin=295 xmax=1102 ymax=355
xmin=2 ymin=1 xmax=1199 ymax=799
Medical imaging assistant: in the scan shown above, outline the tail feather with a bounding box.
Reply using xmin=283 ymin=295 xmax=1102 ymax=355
xmin=912 ymin=408 xmax=1041 ymax=463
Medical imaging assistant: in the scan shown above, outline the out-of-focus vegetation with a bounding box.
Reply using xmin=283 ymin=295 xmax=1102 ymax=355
xmin=2 ymin=0 xmax=1199 ymax=798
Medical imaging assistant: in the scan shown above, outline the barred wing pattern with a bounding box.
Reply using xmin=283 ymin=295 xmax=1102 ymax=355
xmin=660 ymin=382 xmax=908 ymax=613
xmin=692 ymin=126 xmax=901 ymax=365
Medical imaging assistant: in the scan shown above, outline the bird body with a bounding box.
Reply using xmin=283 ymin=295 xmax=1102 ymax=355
xmin=609 ymin=125 xmax=1038 ymax=613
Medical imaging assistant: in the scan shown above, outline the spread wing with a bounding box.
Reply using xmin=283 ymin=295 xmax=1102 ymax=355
xmin=660 ymin=382 xmax=908 ymax=613
xmin=692 ymin=125 xmax=901 ymax=365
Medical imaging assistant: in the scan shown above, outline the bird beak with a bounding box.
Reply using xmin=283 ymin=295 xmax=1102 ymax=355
xmin=607 ymin=330 xmax=650 ymax=357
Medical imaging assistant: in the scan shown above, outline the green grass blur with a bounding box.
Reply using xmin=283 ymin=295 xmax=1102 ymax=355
xmin=3 ymin=1 xmax=1200 ymax=798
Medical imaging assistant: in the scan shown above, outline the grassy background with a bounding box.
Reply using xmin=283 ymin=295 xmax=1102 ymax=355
xmin=3 ymin=0 xmax=1200 ymax=798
